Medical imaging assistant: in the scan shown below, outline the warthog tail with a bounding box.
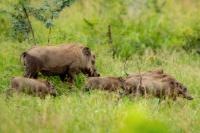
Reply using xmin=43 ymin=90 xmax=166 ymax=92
xmin=20 ymin=52 xmax=27 ymax=65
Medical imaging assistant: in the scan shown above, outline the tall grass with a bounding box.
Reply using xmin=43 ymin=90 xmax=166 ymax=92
xmin=0 ymin=0 xmax=200 ymax=132
xmin=0 ymin=41 xmax=200 ymax=133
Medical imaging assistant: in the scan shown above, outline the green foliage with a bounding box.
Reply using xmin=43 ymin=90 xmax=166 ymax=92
xmin=11 ymin=3 xmax=31 ymax=42
xmin=0 ymin=1 xmax=200 ymax=132
xmin=0 ymin=0 xmax=31 ymax=41
xmin=1 ymin=0 xmax=200 ymax=56
xmin=183 ymin=26 xmax=200 ymax=51
xmin=0 ymin=0 xmax=75 ymax=42
xmin=74 ymin=74 xmax=86 ymax=90
xmin=30 ymin=0 xmax=74 ymax=28
xmin=0 ymin=37 xmax=200 ymax=133
xmin=119 ymin=108 xmax=169 ymax=133
xmin=0 ymin=13 xmax=10 ymax=39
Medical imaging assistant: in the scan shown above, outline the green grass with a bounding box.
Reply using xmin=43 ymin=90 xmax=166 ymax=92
xmin=0 ymin=42 xmax=200 ymax=133
xmin=0 ymin=0 xmax=200 ymax=132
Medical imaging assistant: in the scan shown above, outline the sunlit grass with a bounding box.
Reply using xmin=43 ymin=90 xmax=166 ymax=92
xmin=0 ymin=0 xmax=200 ymax=132
xmin=0 ymin=41 xmax=200 ymax=133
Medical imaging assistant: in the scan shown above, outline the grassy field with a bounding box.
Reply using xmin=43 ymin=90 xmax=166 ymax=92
xmin=0 ymin=42 xmax=200 ymax=133
xmin=0 ymin=0 xmax=200 ymax=133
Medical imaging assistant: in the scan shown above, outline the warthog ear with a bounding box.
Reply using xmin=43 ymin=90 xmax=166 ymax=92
xmin=118 ymin=77 xmax=125 ymax=82
xmin=83 ymin=47 xmax=91 ymax=56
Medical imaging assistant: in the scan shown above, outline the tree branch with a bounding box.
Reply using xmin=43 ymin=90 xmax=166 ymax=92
xmin=22 ymin=4 xmax=36 ymax=45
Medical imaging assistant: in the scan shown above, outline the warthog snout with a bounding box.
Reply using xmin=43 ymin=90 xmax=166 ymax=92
xmin=184 ymin=95 xmax=193 ymax=100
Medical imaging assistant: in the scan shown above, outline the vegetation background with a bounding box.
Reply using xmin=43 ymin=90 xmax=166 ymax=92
xmin=0 ymin=0 xmax=200 ymax=132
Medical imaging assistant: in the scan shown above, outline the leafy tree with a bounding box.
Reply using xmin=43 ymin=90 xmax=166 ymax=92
xmin=0 ymin=0 xmax=35 ymax=43
xmin=29 ymin=0 xmax=75 ymax=43
xmin=0 ymin=0 xmax=75 ymax=43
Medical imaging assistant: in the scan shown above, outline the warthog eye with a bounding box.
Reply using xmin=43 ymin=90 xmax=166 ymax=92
xmin=183 ymin=87 xmax=187 ymax=92
xmin=92 ymin=60 xmax=95 ymax=65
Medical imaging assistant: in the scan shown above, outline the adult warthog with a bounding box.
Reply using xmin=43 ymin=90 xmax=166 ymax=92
xmin=21 ymin=44 xmax=100 ymax=82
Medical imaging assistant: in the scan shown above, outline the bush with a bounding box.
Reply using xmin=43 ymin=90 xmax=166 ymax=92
xmin=183 ymin=27 xmax=200 ymax=51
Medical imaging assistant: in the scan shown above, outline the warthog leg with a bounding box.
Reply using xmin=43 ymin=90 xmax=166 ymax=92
xmin=59 ymin=74 xmax=67 ymax=82
xmin=67 ymin=68 xmax=81 ymax=83
xmin=23 ymin=54 xmax=41 ymax=79
xmin=24 ymin=66 xmax=38 ymax=78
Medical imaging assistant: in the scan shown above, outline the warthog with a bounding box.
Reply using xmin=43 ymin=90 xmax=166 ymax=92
xmin=7 ymin=77 xmax=57 ymax=98
xmin=21 ymin=44 xmax=100 ymax=82
xmin=124 ymin=70 xmax=193 ymax=101
xmin=85 ymin=76 xmax=125 ymax=92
